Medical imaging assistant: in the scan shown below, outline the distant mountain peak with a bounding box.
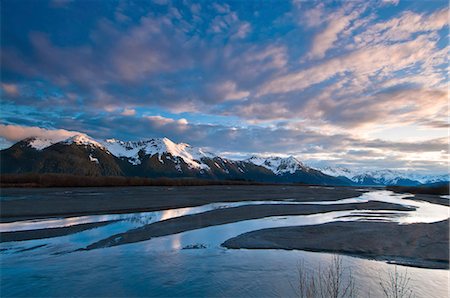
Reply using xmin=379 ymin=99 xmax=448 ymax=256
xmin=316 ymin=165 xmax=449 ymax=185
xmin=246 ymin=155 xmax=307 ymax=174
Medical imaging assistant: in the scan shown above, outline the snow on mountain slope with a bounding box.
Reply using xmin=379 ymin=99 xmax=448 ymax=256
xmin=63 ymin=135 xmax=106 ymax=149
xmin=319 ymin=167 xmax=355 ymax=180
xmin=103 ymin=137 xmax=215 ymax=169
xmin=246 ymin=155 xmax=307 ymax=174
xmin=28 ymin=138 xmax=57 ymax=150
xmin=317 ymin=166 xmax=449 ymax=185
xmin=27 ymin=134 xmax=104 ymax=150
xmin=25 ymin=134 xmax=215 ymax=170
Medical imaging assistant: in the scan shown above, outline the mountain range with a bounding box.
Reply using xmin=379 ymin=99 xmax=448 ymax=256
xmin=1 ymin=134 xmax=448 ymax=186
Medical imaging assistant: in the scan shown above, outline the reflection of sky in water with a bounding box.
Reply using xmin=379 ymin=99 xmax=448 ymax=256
xmin=2 ymin=190 xmax=448 ymax=233
xmin=1 ymin=190 xmax=449 ymax=297
xmin=0 ymin=200 xmax=302 ymax=232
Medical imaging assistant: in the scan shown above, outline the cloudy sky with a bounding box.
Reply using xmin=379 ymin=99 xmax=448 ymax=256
xmin=1 ymin=0 xmax=448 ymax=174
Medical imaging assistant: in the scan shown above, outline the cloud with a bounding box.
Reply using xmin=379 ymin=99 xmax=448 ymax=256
xmin=121 ymin=108 xmax=136 ymax=116
xmin=251 ymin=26 xmax=447 ymax=131
xmin=1 ymin=83 xmax=19 ymax=96
xmin=1 ymin=1 xmax=448 ymax=173
xmin=298 ymin=2 xmax=370 ymax=60
xmin=212 ymin=3 xmax=231 ymax=14
xmin=2 ymin=2 xmax=261 ymax=112
xmin=351 ymin=8 xmax=448 ymax=48
xmin=0 ymin=124 xmax=82 ymax=143
xmin=232 ymin=22 xmax=251 ymax=39
xmin=307 ymin=8 xmax=363 ymax=59
xmin=300 ymin=3 xmax=326 ymax=28
xmin=259 ymin=34 xmax=437 ymax=97
xmin=213 ymin=81 xmax=249 ymax=101
xmin=144 ymin=115 xmax=189 ymax=127
xmin=381 ymin=0 xmax=400 ymax=6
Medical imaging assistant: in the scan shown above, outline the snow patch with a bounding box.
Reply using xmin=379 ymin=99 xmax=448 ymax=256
xmin=28 ymin=138 xmax=56 ymax=150
xmin=89 ymin=154 xmax=99 ymax=164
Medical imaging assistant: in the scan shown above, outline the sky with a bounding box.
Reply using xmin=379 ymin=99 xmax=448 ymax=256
xmin=0 ymin=0 xmax=448 ymax=174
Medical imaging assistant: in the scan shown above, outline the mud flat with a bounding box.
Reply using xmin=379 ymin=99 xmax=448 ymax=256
xmin=0 ymin=185 xmax=363 ymax=222
xmin=222 ymin=219 xmax=449 ymax=269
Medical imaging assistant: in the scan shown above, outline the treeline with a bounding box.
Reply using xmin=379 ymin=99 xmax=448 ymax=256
xmin=0 ymin=173 xmax=265 ymax=188
xmin=387 ymin=183 xmax=449 ymax=195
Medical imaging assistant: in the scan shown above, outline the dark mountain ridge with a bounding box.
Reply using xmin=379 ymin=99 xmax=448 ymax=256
xmin=1 ymin=135 xmax=447 ymax=186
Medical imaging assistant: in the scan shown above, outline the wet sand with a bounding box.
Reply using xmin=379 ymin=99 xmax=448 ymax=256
xmin=222 ymin=219 xmax=449 ymax=269
xmin=83 ymin=201 xmax=412 ymax=250
xmin=0 ymin=185 xmax=363 ymax=222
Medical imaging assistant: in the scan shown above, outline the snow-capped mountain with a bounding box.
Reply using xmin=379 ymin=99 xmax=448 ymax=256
xmin=1 ymin=134 xmax=447 ymax=186
xmin=0 ymin=134 xmax=349 ymax=185
xmin=244 ymin=155 xmax=350 ymax=185
xmin=245 ymin=156 xmax=308 ymax=175
xmin=27 ymin=134 xmax=105 ymax=150
xmin=103 ymin=138 xmax=215 ymax=169
xmin=317 ymin=166 xmax=449 ymax=186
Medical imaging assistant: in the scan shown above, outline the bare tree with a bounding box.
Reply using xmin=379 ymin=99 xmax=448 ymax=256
xmin=293 ymin=259 xmax=319 ymax=298
xmin=379 ymin=265 xmax=413 ymax=298
xmin=293 ymin=255 xmax=356 ymax=298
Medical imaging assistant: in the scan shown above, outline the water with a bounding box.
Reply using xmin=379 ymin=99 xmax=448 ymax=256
xmin=1 ymin=190 xmax=448 ymax=297
xmin=2 ymin=190 xmax=446 ymax=232
xmin=0 ymin=200 xmax=306 ymax=232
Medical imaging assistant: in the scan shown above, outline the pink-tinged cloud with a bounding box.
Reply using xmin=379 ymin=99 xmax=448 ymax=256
xmin=0 ymin=124 xmax=83 ymax=142
xmin=121 ymin=108 xmax=136 ymax=116
xmin=1 ymin=83 xmax=19 ymax=96
xmin=213 ymin=81 xmax=249 ymax=101
xmin=259 ymin=34 xmax=438 ymax=97
xmin=144 ymin=115 xmax=188 ymax=126
xmin=351 ymin=8 xmax=449 ymax=48
xmin=307 ymin=9 xmax=363 ymax=59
